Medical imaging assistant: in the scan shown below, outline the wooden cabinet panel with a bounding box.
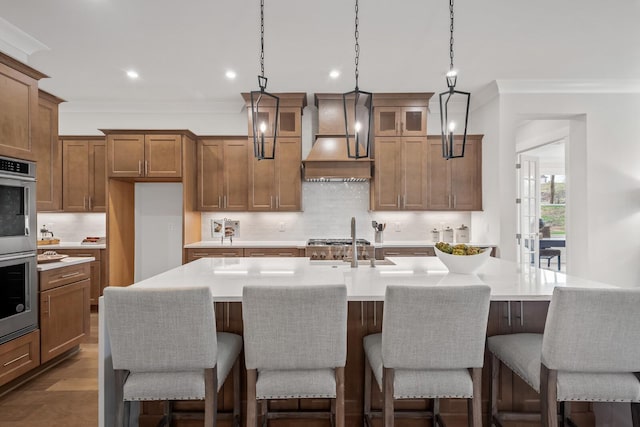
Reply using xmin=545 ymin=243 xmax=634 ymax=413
xmin=248 ymin=138 xmax=301 ymax=211
xmin=185 ymin=248 xmax=244 ymax=262
xmin=40 ymin=278 xmax=90 ymax=363
xmin=107 ymin=134 xmax=144 ymax=177
xmin=89 ymin=141 xmax=106 ymax=211
xmin=377 ymin=247 xmax=435 ymax=259
xmin=62 ymin=139 xmax=106 ymax=212
xmin=38 ymin=250 xmax=103 ymax=305
xmin=0 ymin=56 xmax=45 ymax=162
xmin=278 ymin=107 xmax=302 ymax=137
xmin=427 ymin=135 xmax=483 ymax=211
xmin=197 ymin=137 xmax=248 ymax=211
xmin=243 ymin=248 xmax=301 ymax=257
xmin=39 ymin=262 xmax=90 ymax=292
xmin=34 ymin=91 xmax=63 ymax=212
xmin=0 ymin=330 xmax=40 ymax=387
xmin=372 ymin=137 xmax=401 ymax=210
xmin=315 ymin=94 xmax=354 ymax=135
xmin=401 ymin=137 xmax=428 ymax=210
xmin=144 ymin=134 xmax=182 ymax=178
xmin=374 ymin=106 xmax=427 ymax=137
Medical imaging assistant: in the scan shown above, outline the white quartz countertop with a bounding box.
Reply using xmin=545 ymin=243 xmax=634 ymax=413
xmin=37 ymin=242 xmax=106 ymax=249
xmin=37 ymin=256 xmax=95 ymax=271
xmin=183 ymin=240 xmax=496 ymax=249
xmin=132 ymin=256 xmax=616 ymax=301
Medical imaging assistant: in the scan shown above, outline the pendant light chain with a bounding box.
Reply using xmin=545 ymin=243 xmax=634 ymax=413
xmin=354 ymin=0 xmax=360 ymax=90
xmin=449 ymin=0 xmax=455 ymax=72
xmin=260 ymin=0 xmax=265 ymax=80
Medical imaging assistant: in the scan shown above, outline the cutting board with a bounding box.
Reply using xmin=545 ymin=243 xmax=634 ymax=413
xmin=37 ymin=239 xmax=61 ymax=246
xmin=37 ymin=254 xmax=68 ymax=264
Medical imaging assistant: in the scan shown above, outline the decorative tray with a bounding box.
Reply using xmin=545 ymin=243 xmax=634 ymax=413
xmin=37 ymin=254 xmax=69 ymax=264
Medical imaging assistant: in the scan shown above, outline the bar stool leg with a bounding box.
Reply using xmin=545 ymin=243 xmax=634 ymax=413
xmin=490 ymin=354 xmax=500 ymax=426
xmin=246 ymin=369 xmax=258 ymax=427
xmin=540 ymin=364 xmax=558 ymax=427
xmin=335 ymin=367 xmax=345 ymax=427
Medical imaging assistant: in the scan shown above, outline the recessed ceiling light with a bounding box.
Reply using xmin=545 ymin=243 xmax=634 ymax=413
xmin=225 ymin=70 xmax=237 ymax=80
xmin=126 ymin=70 xmax=139 ymax=80
xmin=329 ymin=69 xmax=340 ymax=79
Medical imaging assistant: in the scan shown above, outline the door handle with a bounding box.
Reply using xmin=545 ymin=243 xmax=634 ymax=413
xmin=88 ymin=196 xmax=93 ymax=211
xmin=144 ymin=161 xmax=149 ymax=176
xmin=138 ymin=160 xmax=142 ymax=176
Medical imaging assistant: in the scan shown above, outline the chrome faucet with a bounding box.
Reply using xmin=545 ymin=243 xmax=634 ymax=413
xmin=351 ymin=217 xmax=358 ymax=268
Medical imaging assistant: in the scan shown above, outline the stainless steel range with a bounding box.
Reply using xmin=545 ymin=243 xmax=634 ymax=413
xmin=305 ymin=239 xmax=374 ymax=261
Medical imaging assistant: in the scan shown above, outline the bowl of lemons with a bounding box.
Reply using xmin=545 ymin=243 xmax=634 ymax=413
xmin=434 ymin=242 xmax=491 ymax=274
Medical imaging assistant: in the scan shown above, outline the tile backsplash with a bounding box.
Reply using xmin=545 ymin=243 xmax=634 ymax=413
xmin=37 ymin=213 xmax=106 ymax=242
xmin=200 ymin=182 xmax=471 ymax=242
xmin=38 ymin=183 xmax=473 ymax=244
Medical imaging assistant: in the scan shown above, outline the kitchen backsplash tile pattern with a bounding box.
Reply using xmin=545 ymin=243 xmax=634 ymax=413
xmin=37 ymin=213 xmax=106 ymax=242
xmin=37 ymin=184 xmax=471 ymax=243
xmin=201 ymin=182 xmax=471 ymax=242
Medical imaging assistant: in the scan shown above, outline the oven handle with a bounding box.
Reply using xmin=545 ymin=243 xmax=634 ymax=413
xmin=0 ymin=173 xmax=36 ymax=182
xmin=0 ymin=252 xmax=36 ymax=262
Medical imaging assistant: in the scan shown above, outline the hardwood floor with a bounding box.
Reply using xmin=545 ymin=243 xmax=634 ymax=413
xmin=0 ymin=312 xmax=98 ymax=427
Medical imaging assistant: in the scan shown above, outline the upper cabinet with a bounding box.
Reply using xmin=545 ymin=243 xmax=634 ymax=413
xmin=61 ymin=137 xmax=106 ymax=212
xmin=197 ymin=137 xmax=248 ymax=211
xmin=426 ymin=135 xmax=483 ymax=211
xmin=105 ymin=131 xmax=194 ymax=179
xmin=34 ymin=90 xmax=65 ymax=212
xmin=0 ymin=53 xmax=47 ymax=162
xmin=241 ymin=93 xmax=306 ymax=211
xmin=370 ymin=93 xmax=432 ymax=211
xmin=374 ymin=106 xmax=427 ymax=137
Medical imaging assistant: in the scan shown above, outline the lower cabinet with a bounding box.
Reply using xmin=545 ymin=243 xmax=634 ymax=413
xmin=39 ymin=263 xmax=91 ymax=363
xmin=37 ymin=248 xmax=104 ymax=306
xmin=0 ymin=329 xmax=40 ymax=387
xmin=376 ymin=246 xmax=435 ymax=259
xmin=185 ymin=247 xmax=303 ymax=263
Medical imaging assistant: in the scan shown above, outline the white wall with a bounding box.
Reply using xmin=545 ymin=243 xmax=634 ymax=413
xmin=493 ymin=91 xmax=640 ymax=287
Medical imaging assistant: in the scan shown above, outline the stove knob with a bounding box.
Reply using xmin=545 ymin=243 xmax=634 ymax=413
xmin=311 ymin=252 xmax=318 ymax=260
xmin=320 ymin=253 xmax=327 ymax=259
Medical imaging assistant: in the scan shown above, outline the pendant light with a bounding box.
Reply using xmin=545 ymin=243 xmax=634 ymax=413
xmin=250 ymin=0 xmax=279 ymax=160
xmin=439 ymin=0 xmax=470 ymax=159
xmin=343 ymin=0 xmax=372 ymax=159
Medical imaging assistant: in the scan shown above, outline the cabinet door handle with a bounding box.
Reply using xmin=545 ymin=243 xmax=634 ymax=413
xmin=3 ymin=353 xmax=29 ymax=367
xmin=276 ymin=196 xmax=279 ymax=209
xmin=88 ymin=197 xmax=92 ymax=211
xmin=373 ymin=301 xmax=377 ymax=326
xmin=453 ymin=194 xmax=457 ymax=208
xmin=138 ymin=160 xmax=142 ymax=176
xmin=506 ymin=301 xmax=512 ymax=327
xmin=270 ymin=196 xmax=273 ymax=209
xmin=218 ymin=196 xmax=221 ymax=208
xmin=48 ymin=295 xmax=51 ymax=319
xmin=83 ymin=196 xmax=87 ymax=210
xmin=360 ymin=302 xmax=364 ymax=327
xmin=223 ymin=196 xmax=227 ymax=208
xmin=225 ymin=302 xmax=230 ymax=328
xmin=448 ymin=194 xmax=452 ymax=208
xmin=144 ymin=161 xmax=148 ymax=176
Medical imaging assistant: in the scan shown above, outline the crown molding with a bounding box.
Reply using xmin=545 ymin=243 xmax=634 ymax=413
xmin=0 ymin=17 xmax=49 ymax=63
xmin=59 ymin=99 xmax=245 ymax=114
xmin=496 ymin=79 xmax=640 ymax=94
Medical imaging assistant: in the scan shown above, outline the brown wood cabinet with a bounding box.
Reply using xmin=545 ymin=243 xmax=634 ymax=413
xmin=376 ymin=247 xmax=435 ymax=259
xmin=185 ymin=247 xmax=303 ymax=262
xmin=61 ymin=137 xmax=106 ymax=212
xmin=185 ymin=248 xmax=244 ymax=263
xmin=38 ymin=248 xmax=105 ymax=306
xmin=248 ymin=137 xmax=302 ymax=211
xmin=243 ymin=247 xmax=302 ymax=257
xmin=0 ymin=52 xmax=47 ymax=161
xmin=39 ymin=262 xmax=90 ymax=363
xmin=426 ymin=135 xmax=483 ymax=211
xmin=370 ymin=94 xmax=432 ymax=212
xmin=197 ymin=137 xmax=248 ymax=211
xmin=371 ymin=136 xmax=428 ymax=210
xmin=34 ymin=90 xmax=64 ymax=212
xmin=106 ymin=132 xmax=182 ymax=178
xmin=242 ymin=93 xmax=306 ymax=212
xmin=0 ymin=330 xmax=40 ymax=387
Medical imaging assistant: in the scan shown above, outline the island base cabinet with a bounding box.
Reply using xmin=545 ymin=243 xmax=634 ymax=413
xmin=40 ymin=278 xmax=90 ymax=363
xmin=138 ymin=301 xmax=594 ymax=427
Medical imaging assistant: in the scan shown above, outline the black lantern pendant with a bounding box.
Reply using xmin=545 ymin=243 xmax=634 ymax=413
xmin=250 ymin=0 xmax=279 ymax=160
xmin=439 ymin=0 xmax=471 ymax=160
xmin=343 ymin=0 xmax=372 ymax=159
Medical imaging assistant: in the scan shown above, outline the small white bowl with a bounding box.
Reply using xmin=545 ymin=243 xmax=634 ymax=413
xmin=434 ymin=246 xmax=491 ymax=274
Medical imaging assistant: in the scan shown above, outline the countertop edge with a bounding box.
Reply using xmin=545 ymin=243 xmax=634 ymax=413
xmin=37 ymin=256 xmax=96 ymax=271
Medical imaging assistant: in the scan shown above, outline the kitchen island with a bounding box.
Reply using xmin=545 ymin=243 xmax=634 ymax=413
xmin=99 ymin=256 xmax=616 ymax=427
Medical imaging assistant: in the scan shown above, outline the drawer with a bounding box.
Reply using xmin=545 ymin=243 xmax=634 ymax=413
xmin=40 ymin=263 xmax=91 ymax=291
xmin=378 ymin=247 xmax=435 ymax=258
xmin=0 ymin=330 xmax=40 ymax=387
xmin=38 ymin=248 xmax=101 ymax=260
xmin=186 ymin=248 xmax=244 ymax=262
xmin=244 ymin=248 xmax=301 ymax=257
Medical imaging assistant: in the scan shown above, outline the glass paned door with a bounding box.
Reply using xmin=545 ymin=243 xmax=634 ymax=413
xmin=517 ymin=155 xmax=540 ymax=266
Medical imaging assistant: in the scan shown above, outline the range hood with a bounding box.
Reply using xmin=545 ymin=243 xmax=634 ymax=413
xmin=302 ymin=137 xmax=373 ymax=182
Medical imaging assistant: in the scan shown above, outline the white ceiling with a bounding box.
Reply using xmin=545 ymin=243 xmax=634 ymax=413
xmin=0 ymin=0 xmax=639 ymax=108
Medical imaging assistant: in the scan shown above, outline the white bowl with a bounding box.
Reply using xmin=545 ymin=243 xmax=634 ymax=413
xmin=434 ymin=246 xmax=491 ymax=274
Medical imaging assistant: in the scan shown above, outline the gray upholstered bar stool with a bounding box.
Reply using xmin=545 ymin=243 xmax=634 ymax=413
xmin=242 ymin=284 xmax=348 ymax=427
xmin=104 ymin=286 xmax=243 ymax=427
xmin=488 ymin=287 xmax=640 ymax=427
xmin=363 ymin=285 xmax=491 ymax=427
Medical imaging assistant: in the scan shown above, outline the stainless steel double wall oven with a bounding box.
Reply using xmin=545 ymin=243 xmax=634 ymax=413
xmin=0 ymin=156 xmax=37 ymax=344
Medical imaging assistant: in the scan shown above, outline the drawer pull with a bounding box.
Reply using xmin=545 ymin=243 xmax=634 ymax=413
xmin=223 ymin=253 xmax=238 ymax=256
xmin=386 ymin=252 xmax=401 ymax=255
xmin=3 ymin=353 xmax=29 ymax=367
xmin=413 ymin=252 xmax=429 ymax=255
xmin=61 ymin=272 xmax=81 ymax=278
xmin=251 ymin=253 xmax=265 ymax=257
xmin=193 ymin=253 xmax=210 ymax=257
xmin=278 ymin=253 xmax=291 ymax=256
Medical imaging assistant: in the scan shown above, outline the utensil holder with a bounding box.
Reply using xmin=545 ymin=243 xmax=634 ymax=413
xmin=375 ymin=230 xmax=384 ymax=243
